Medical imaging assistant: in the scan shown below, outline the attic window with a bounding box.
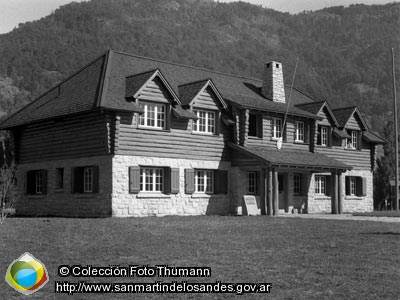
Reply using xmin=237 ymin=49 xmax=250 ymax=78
xmin=276 ymin=63 xmax=280 ymax=68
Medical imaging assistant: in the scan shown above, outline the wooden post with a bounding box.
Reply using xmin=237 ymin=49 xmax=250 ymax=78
xmin=273 ymin=168 xmax=279 ymax=216
xmin=331 ymin=172 xmax=338 ymax=214
xmin=338 ymin=172 xmax=343 ymax=214
xmin=260 ymin=169 xmax=266 ymax=215
xmin=267 ymin=168 xmax=273 ymax=216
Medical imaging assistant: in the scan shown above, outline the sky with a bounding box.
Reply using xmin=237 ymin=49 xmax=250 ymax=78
xmin=0 ymin=0 xmax=398 ymax=34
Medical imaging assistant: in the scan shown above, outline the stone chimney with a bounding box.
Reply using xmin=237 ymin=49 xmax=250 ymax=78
xmin=262 ymin=61 xmax=285 ymax=103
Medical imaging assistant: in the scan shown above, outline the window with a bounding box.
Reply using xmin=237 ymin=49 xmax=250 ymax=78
xmin=293 ymin=174 xmax=302 ymax=195
xmin=347 ymin=131 xmax=358 ymax=149
xmin=140 ymin=167 xmax=164 ymax=192
xmin=195 ymin=170 xmax=214 ymax=193
xmin=345 ymin=176 xmax=366 ymax=196
xmin=248 ymin=114 xmax=262 ymax=138
xmin=246 ymin=171 xmax=258 ymax=195
xmin=27 ymin=170 xmax=47 ymax=195
xmin=35 ymin=172 xmax=43 ymax=194
xmin=72 ymin=166 xmax=99 ymax=193
xmin=83 ymin=167 xmax=93 ymax=193
xmin=315 ymin=176 xmax=327 ymax=195
xmin=295 ymin=121 xmax=304 ymax=142
xmin=349 ymin=177 xmax=356 ymax=195
xmin=321 ymin=126 xmax=328 ymax=146
xmin=193 ymin=110 xmax=215 ymax=134
xmin=272 ymin=118 xmax=282 ymax=139
xmin=56 ymin=168 xmax=64 ymax=190
xmin=138 ymin=102 xmax=166 ymax=129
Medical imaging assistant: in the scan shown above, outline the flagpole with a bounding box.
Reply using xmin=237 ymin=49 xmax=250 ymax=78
xmin=392 ymin=48 xmax=399 ymax=211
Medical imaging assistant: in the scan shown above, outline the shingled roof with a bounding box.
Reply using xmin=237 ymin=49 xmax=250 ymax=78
xmin=229 ymin=143 xmax=351 ymax=171
xmin=0 ymin=50 xmax=331 ymax=129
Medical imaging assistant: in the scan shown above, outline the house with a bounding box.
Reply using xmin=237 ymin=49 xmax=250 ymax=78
xmin=0 ymin=50 xmax=385 ymax=217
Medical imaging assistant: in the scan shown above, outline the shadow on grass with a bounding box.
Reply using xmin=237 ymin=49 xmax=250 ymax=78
xmin=360 ymin=232 xmax=400 ymax=236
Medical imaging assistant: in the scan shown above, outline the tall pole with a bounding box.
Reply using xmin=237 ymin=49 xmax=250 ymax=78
xmin=392 ymin=48 xmax=399 ymax=211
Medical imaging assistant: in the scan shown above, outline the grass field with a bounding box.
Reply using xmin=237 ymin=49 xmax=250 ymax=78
xmin=1 ymin=216 xmax=399 ymax=299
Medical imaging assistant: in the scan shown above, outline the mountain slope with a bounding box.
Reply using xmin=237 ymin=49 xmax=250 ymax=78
xmin=0 ymin=0 xmax=399 ymax=132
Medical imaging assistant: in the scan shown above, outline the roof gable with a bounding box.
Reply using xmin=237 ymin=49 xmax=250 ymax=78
xmin=125 ymin=69 xmax=181 ymax=105
xmin=179 ymin=79 xmax=227 ymax=110
xmin=296 ymin=101 xmax=339 ymax=127
xmin=333 ymin=106 xmax=368 ymax=130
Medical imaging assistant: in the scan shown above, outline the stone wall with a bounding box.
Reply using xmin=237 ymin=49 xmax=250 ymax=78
xmin=112 ymin=155 xmax=231 ymax=217
xmin=307 ymin=170 xmax=373 ymax=213
xmin=15 ymin=156 xmax=112 ymax=217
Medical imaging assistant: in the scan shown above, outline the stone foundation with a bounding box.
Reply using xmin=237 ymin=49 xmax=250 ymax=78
xmin=111 ymin=155 xmax=231 ymax=217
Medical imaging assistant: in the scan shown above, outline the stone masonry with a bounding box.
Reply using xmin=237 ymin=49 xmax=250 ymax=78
xmin=112 ymin=155 xmax=231 ymax=217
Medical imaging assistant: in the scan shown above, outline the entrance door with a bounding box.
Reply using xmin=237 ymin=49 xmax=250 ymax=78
xmin=278 ymin=174 xmax=286 ymax=210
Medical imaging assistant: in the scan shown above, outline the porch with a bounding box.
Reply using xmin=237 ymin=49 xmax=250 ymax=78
xmin=229 ymin=143 xmax=351 ymax=215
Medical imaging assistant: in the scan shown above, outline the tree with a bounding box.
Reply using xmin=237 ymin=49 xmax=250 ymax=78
xmin=0 ymin=133 xmax=17 ymax=224
xmin=373 ymin=120 xmax=396 ymax=210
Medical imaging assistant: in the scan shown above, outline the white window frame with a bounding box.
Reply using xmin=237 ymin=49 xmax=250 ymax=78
xmin=321 ymin=126 xmax=328 ymax=146
xmin=195 ymin=170 xmax=214 ymax=193
xmin=295 ymin=121 xmax=304 ymax=142
xmin=138 ymin=102 xmax=166 ymax=129
xmin=349 ymin=177 xmax=357 ymax=196
xmin=140 ymin=167 xmax=164 ymax=192
xmin=347 ymin=131 xmax=358 ymax=149
xmin=35 ymin=172 xmax=43 ymax=194
xmin=293 ymin=174 xmax=302 ymax=195
xmin=246 ymin=171 xmax=257 ymax=195
xmin=272 ymin=118 xmax=282 ymax=139
xmin=192 ymin=110 xmax=216 ymax=134
xmin=83 ymin=167 xmax=93 ymax=193
xmin=315 ymin=175 xmax=326 ymax=195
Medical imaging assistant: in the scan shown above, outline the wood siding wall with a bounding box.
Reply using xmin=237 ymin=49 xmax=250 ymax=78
xmin=246 ymin=114 xmax=310 ymax=151
xmin=16 ymin=111 xmax=110 ymax=163
xmin=314 ymin=110 xmax=370 ymax=170
xmin=137 ymin=77 xmax=171 ymax=103
xmin=346 ymin=114 xmax=361 ymax=130
xmin=192 ymin=87 xmax=219 ymax=110
xmin=117 ymin=112 xmax=230 ymax=161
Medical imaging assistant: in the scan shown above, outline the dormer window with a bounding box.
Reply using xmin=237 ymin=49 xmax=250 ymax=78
xmin=346 ymin=130 xmax=358 ymax=150
xmin=317 ymin=125 xmax=330 ymax=147
xmin=193 ymin=110 xmax=215 ymax=134
xmin=138 ymin=102 xmax=166 ymax=129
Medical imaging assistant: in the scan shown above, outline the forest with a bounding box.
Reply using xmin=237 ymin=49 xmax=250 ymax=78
xmin=0 ymin=0 xmax=399 ymax=133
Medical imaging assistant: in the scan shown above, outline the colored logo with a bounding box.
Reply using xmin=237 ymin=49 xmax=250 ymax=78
xmin=5 ymin=252 xmax=49 ymax=295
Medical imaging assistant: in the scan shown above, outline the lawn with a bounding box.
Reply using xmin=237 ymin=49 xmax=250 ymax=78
xmin=1 ymin=216 xmax=399 ymax=299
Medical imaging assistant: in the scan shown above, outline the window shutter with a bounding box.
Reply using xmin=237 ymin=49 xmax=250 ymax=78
xmin=41 ymin=170 xmax=48 ymax=194
xmin=170 ymin=168 xmax=180 ymax=194
xmin=317 ymin=126 xmax=321 ymax=145
xmin=325 ymin=176 xmax=331 ymax=196
xmin=345 ymin=177 xmax=350 ymax=195
xmin=257 ymin=116 xmax=263 ymax=138
xmin=356 ymin=177 xmax=366 ymax=196
xmin=305 ymin=122 xmax=310 ymax=144
xmin=185 ymin=169 xmax=195 ymax=194
xmin=164 ymin=167 xmax=171 ymax=194
xmin=26 ymin=171 xmax=35 ymax=194
xmin=72 ymin=167 xmax=84 ymax=193
xmin=357 ymin=132 xmax=362 ymax=150
xmin=92 ymin=166 xmax=99 ymax=193
xmin=362 ymin=177 xmax=367 ymax=196
xmin=328 ymin=127 xmax=332 ymax=147
xmin=129 ymin=166 xmax=140 ymax=194
xmin=214 ymin=170 xmax=228 ymax=194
